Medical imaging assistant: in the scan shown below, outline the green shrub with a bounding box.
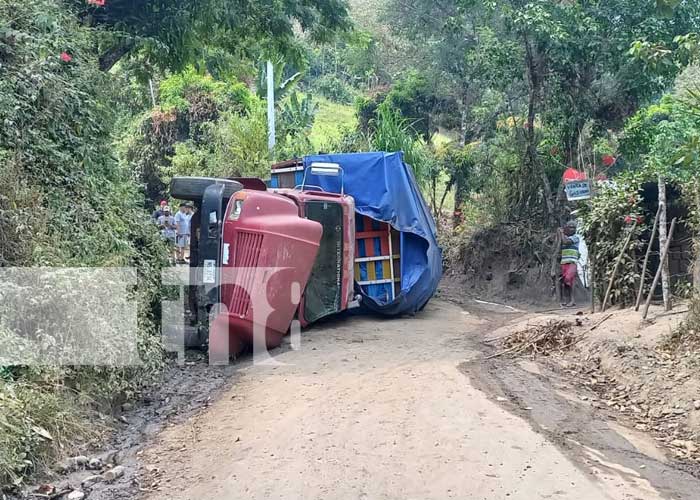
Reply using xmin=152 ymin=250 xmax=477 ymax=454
xmin=0 ymin=374 xmax=96 ymax=486
xmin=127 ymin=69 xmax=271 ymax=201
xmin=370 ymin=105 xmax=434 ymax=183
xmin=579 ymin=176 xmax=647 ymax=306
xmin=356 ymin=93 xmax=383 ymax=134
xmin=159 ymin=67 xmax=253 ymax=115
xmin=312 ymin=74 xmax=355 ymax=104
xmin=212 ymin=105 xmax=271 ymax=178
xmin=383 ymin=71 xmax=438 ymax=140
xmin=0 ymin=0 xmax=167 ymax=487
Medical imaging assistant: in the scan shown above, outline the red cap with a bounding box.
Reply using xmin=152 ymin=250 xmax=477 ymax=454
xmin=563 ymin=167 xmax=587 ymax=182
xmin=160 ymin=200 xmax=167 ymax=206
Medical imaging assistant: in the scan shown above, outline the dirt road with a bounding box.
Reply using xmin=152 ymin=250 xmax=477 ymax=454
xmin=139 ymin=301 xmax=700 ymax=499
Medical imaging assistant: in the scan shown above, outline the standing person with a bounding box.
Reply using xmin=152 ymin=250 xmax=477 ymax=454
xmin=559 ymin=220 xmax=580 ymax=307
xmin=152 ymin=200 xmax=168 ymax=221
xmin=174 ymin=202 xmax=192 ymax=264
xmin=158 ymin=206 xmax=177 ymax=262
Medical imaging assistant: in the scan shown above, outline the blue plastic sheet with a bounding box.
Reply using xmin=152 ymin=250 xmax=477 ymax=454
xmin=302 ymin=152 xmax=442 ymax=316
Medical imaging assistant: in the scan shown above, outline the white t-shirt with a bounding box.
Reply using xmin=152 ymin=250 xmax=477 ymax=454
xmin=174 ymin=210 xmax=192 ymax=236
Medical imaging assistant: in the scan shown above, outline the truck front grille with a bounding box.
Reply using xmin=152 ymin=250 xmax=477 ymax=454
xmin=230 ymin=231 xmax=264 ymax=316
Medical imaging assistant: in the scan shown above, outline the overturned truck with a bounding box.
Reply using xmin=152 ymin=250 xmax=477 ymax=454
xmin=171 ymin=152 xmax=442 ymax=359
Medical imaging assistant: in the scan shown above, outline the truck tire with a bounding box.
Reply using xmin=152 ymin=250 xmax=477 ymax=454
xmin=170 ymin=176 xmax=243 ymax=201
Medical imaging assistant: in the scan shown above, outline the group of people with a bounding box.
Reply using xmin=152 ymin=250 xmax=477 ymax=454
xmin=153 ymin=200 xmax=194 ymax=264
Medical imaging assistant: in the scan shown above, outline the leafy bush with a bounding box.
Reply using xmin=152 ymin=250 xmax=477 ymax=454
xmin=0 ymin=374 xmax=97 ymax=487
xmin=279 ymin=92 xmax=319 ymax=138
xmin=159 ymin=67 xmax=254 ymax=114
xmin=370 ymin=105 xmax=434 ymax=184
xmin=0 ymin=160 xmax=42 ymax=267
xmin=0 ymin=0 xmax=166 ymax=487
xmin=126 ymin=70 xmax=271 ymax=202
xmin=383 ymin=71 xmax=439 ymax=140
xmin=579 ymin=177 xmax=647 ymax=306
xmin=356 ymin=94 xmax=381 ymax=134
xmin=275 ymin=92 xmax=319 ymax=158
xmin=211 ymin=106 xmax=271 ymax=179
xmin=312 ymin=74 xmax=355 ymax=104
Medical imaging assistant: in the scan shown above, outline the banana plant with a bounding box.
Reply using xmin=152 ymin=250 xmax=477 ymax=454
xmin=278 ymin=92 xmax=319 ymax=138
xmin=256 ymin=58 xmax=303 ymax=104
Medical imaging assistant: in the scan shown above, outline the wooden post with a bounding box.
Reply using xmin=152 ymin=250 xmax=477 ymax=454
xmin=643 ymin=218 xmax=677 ymax=320
xmin=657 ymin=175 xmax=672 ymax=311
xmin=635 ymin=205 xmax=662 ymax=311
xmin=590 ymin=238 xmax=596 ymax=313
xmin=694 ymin=182 xmax=700 ymax=293
xmin=602 ymin=221 xmax=638 ymax=312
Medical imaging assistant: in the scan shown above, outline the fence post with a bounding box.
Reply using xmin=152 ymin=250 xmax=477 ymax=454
xmin=635 ymin=205 xmax=662 ymax=311
xmin=643 ymin=218 xmax=677 ymax=320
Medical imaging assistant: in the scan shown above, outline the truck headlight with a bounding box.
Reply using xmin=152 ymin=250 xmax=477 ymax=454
xmin=230 ymin=199 xmax=244 ymax=221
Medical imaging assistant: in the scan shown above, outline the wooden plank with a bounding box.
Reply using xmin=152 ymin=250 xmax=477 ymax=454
xmin=602 ymin=220 xmax=638 ymax=312
xmin=658 ymin=176 xmax=671 ymax=311
xmin=643 ymin=218 xmax=677 ymax=320
xmin=635 ymin=205 xmax=661 ymax=311
xmin=355 ymin=255 xmax=401 ymax=263
xmin=357 ymin=278 xmax=401 ymax=286
xmin=356 ymin=230 xmax=389 ymax=239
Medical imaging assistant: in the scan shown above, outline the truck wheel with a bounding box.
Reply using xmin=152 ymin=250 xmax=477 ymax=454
xmin=170 ymin=176 xmax=243 ymax=201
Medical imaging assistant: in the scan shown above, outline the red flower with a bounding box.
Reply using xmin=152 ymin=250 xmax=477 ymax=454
xmin=60 ymin=52 xmax=72 ymax=62
xmin=602 ymin=155 xmax=616 ymax=167
xmin=88 ymin=0 xmax=106 ymax=5
xmin=624 ymin=215 xmax=633 ymax=224
xmin=637 ymin=215 xmax=645 ymax=224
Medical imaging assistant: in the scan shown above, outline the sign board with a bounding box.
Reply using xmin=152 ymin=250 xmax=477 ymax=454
xmin=203 ymin=259 xmax=217 ymax=284
xmin=565 ymin=180 xmax=592 ymax=201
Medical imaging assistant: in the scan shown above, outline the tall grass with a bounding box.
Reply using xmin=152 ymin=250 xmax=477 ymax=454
xmin=309 ymin=97 xmax=358 ymax=151
xmin=371 ymin=105 xmax=434 ymax=186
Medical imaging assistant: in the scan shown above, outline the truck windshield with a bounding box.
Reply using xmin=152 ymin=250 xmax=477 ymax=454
xmin=303 ymin=201 xmax=344 ymax=323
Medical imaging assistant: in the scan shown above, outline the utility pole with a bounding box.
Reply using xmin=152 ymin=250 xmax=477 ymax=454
xmin=266 ymin=60 xmax=276 ymax=154
xmin=658 ymin=175 xmax=672 ymax=311
xmin=148 ymin=78 xmax=157 ymax=108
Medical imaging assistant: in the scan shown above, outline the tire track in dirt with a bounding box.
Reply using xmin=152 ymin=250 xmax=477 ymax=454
xmin=127 ymin=300 xmax=700 ymax=500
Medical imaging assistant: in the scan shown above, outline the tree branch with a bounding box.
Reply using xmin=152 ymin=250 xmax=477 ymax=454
xmin=99 ymin=40 xmax=136 ymax=72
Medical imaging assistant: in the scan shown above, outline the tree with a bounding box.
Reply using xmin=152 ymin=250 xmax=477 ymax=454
xmin=67 ymin=0 xmax=351 ymax=72
xmin=383 ymin=0 xmax=700 ymax=224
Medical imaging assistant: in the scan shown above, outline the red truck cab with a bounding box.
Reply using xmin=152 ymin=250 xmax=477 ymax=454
xmin=210 ymin=189 xmax=323 ymax=361
xmin=172 ymin=165 xmax=359 ymax=361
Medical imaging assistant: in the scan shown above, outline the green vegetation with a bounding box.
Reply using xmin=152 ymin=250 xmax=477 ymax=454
xmin=0 ymin=0 xmax=167 ymax=485
xmin=310 ymin=97 xmax=357 ymax=151
xmin=0 ymin=0 xmax=350 ymax=489
xmin=124 ymin=69 xmax=271 ymax=203
xmin=69 ymin=0 xmax=351 ymax=72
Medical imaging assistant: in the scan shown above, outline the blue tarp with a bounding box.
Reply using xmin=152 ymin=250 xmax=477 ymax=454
xmin=303 ymin=152 xmax=442 ymax=316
